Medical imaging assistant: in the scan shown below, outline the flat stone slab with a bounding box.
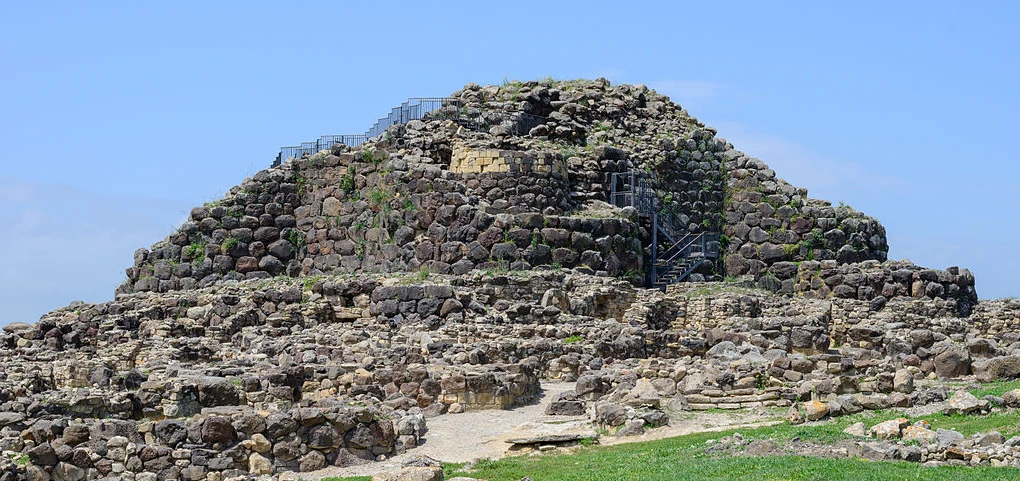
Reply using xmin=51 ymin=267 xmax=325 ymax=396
xmin=506 ymin=433 xmax=598 ymax=445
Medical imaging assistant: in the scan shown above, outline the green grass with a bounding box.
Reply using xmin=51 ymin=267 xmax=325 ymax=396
xmin=970 ymin=380 xmax=1020 ymax=399
xmin=918 ymin=411 xmax=1020 ymax=437
xmin=400 ymin=267 xmax=431 ymax=284
xmin=438 ymin=421 xmax=1020 ymax=481
xmin=781 ymin=408 xmax=1020 ymax=439
xmin=450 ymin=453 xmax=1017 ymax=481
xmin=322 ymin=411 xmax=1020 ymax=481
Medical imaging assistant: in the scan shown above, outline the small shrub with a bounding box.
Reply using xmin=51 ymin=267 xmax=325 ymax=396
xmin=559 ymin=145 xmax=579 ymax=159
xmin=719 ymin=233 xmax=731 ymax=250
xmin=368 ymin=189 xmax=391 ymax=209
xmin=340 ymin=166 xmax=357 ymax=198
xmin=563 ymin=335 xmax=584 ymax=344
xmin=221 ymin=237 xmax=239 ymax=254
xmin=185 ymin=241 xmax=207 ymax=263
xmin=783 ymin=243 xmax=799 ymax=256
xmin=285 ymin=230 xmax=307 ymax=250
xmin=361 ymin=149 xmax=385 ymax=165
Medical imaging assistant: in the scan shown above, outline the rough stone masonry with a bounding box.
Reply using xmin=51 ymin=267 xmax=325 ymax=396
xmin=0 ymin=78 xmax=1008 ymax=481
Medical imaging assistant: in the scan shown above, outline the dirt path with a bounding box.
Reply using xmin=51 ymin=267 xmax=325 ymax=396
xmin=304 ymin=382 xmax=783 ymax=479
xmin=305 ymin=381 xmax=581 ymax=479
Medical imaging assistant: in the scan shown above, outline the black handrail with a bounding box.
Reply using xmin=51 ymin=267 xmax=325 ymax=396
xmin=610 ymin=171 xmax=720 ymax=289
xmin=610 ymin=172 xmax=688 ymax=243
xmin=657 ymin=233 xmax=703 ymax=266
xmin=274 ymin=98 xmax=463 ymax=166
xmin=273 ymin=98 xmax=550 ymax=167
xmin=653 ymin=232 xmax=720 ymax=286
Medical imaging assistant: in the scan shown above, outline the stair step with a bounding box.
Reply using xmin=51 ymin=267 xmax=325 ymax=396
xmin=616 ymin=171 xmax=720 ymax=289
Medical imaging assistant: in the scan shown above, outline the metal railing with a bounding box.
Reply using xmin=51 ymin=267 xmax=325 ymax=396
xmin=365 ymin=97 xmax=461 ymax=139
xmin=460 ymin=110 xmax=548 ymax=137
xmin=610 ymin=171 xmax=687 ymax=244
xmin=273 ymin=98 xmax=548 ymax=167
xmin=610 ymin=171 xmax=720 ymax=288
xmin=274 ymin=98 xmax=461 ymax=166
xmin=651 ymin=232 xmax=720 ymax=287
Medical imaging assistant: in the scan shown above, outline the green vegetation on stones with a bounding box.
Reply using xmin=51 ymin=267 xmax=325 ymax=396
xmin=285 ymin=230 xmax=307 ymax=250
xmin=185 ymin=240 xmax=207 ymax=263
xmin=783 ymin=243 xmax=799 ymax=256
xmin=221 ymin=236 xmax=239 ymax=254
xmin=302 ymin=275 xmax=324 ymax=290
xmin=559 ymin=145 xmax=579 ymax=159
xmin=340 ymin=166 xmax=357 ymax=199
xmin=401 ymin=266 xmax=431 ymax=284
xmin=367 ymin=189 xmax=391 ymax=210
xmin=291 ymin=164 xmax=310 ymax=198
xmin=402 ymin=197 xmax=416 ymax=213
xmin=361 ymin=149 xmax=386 ymax=165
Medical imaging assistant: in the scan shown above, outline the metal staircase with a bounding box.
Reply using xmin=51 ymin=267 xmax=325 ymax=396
xmin=610 ymin=171 xmax=720 ymax=289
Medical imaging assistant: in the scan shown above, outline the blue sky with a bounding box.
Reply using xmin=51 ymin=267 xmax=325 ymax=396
xmin=2 ymin=2 xmax=1018 ymax=325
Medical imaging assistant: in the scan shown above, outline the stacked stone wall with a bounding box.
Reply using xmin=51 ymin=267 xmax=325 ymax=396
xmin=720 ymin=151 xmax=888 ymax=279
xmin=123 ymin=150 xmax=644 ymax=295
xmin=3 ymin=405 xmax=423 ymax=479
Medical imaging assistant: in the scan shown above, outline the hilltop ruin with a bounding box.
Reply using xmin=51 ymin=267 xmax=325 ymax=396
xmin=1 ymin=78 xmax=1016 ymax=481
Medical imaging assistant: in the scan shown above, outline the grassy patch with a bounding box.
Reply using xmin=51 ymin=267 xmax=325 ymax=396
xmin=400 ymin=267 xmax=431 ymax=285
xmin=10 ymin=453 xmax=29 ymax=466
xmin=971 ymin=380 xmax=1020 ymax=399
xmin=437 ymin=414 xmax=1020 ymax=481
xmin=917 ymin=411 xmax=1020 ymax=437
xmin=321 ymin=407 xmax=1020 ymax=481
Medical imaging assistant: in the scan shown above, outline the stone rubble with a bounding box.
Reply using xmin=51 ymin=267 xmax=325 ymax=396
xmin=0 ymin=78 xmax=1015 ymax=481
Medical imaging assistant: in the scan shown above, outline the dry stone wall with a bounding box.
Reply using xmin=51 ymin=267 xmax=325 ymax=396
xmin=123 ymin=147 xmax=643 ymax=296
xmin=3 ymin=268 xmax=1019 ymax=479
xmin=3 ymin=79 xmax=1017 ymax=481
xmin=121 ymin=78 xmax=967 ymax=310
xmin=1 ymin=404 xmax=422 ymax=480
xmin=720 ymin=152 xmax=888 ymax=277
xmin=449 ymin=80 xmax=891 ymax=285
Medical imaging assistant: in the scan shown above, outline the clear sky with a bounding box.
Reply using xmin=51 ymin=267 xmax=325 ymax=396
xmin=2 ymin=2 xmax=1018 ymax=325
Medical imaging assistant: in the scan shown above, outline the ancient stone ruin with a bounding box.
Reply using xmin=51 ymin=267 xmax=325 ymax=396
xmin=1 ymin=78 xmax=1014 ymax=481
